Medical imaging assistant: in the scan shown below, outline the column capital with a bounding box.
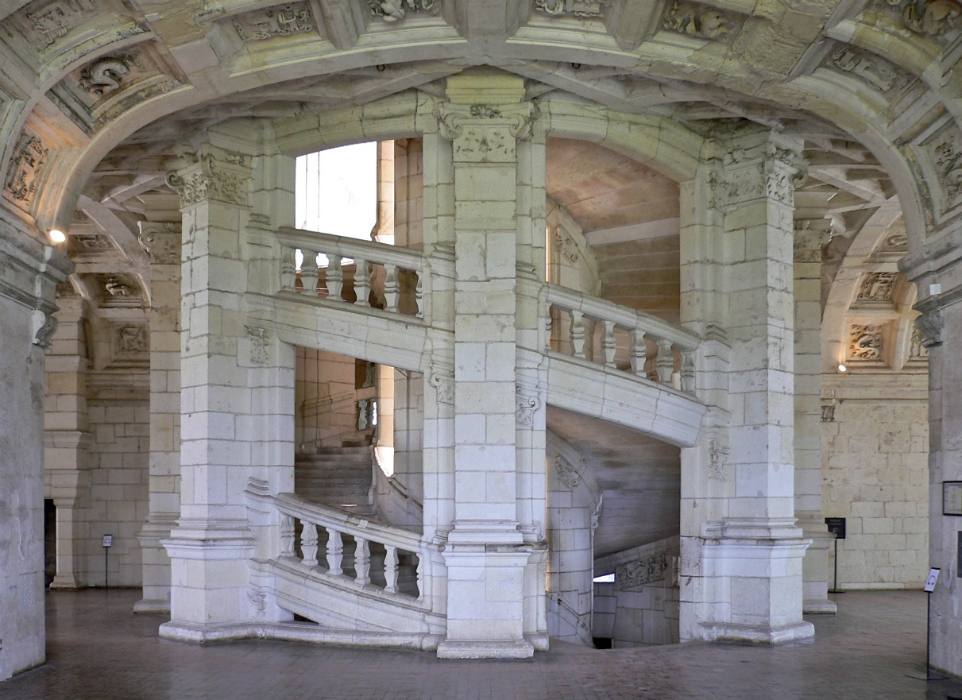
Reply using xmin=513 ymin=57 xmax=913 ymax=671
xmin=137 ymin=221 xmax=181 ymax=265
xmin=165 ymin=145 xmax=253 ymax=208
xmin=712 ymin=127 xmax=805 ymax=209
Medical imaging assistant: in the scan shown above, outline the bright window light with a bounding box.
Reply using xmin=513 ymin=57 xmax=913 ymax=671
xmin=295 ymin=142 xmax=377 ymax=240
xmin=593 ymin=573 xmax=615 ymax=583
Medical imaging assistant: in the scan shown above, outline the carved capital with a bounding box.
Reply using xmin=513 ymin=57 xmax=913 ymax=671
xmin=914 ymin=295 xmax=944 ymax=348
xmin=437 ymin=101 xmax=536 ymax=163
xmin=137 ymin=222 xmax=180 ymax=265
xmin=165 ymin=147 xmax=252 ymax=208
xmin=32 ymin=309 xmax=57 ymax=349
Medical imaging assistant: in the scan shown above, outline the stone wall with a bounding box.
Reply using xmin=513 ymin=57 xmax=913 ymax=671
xmin=295 ymin=347 xmax=366 ymax=450
xmin=83 ymin=381 xmax=149 ymax=586
xmin=822 ymin=373 xmax=928 ymax=589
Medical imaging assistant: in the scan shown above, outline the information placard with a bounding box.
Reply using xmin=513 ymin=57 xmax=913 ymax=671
xmin=924 ymin=567 xmax=940 ymax=593
xmin=825 ymin=517 xmax=846 ymax=540
xmin=102 ymin=534 xmax=113 ymax=548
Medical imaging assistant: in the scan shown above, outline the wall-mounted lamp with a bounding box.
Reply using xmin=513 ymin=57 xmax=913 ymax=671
xmin=48 ymin=228 xmax=66 ymax=245
xmin=837 ymin=363 xmax=847 ymax=373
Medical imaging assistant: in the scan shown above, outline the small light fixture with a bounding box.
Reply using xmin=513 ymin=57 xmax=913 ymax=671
xmin=48 ymin=228 xmax=66 ymax=245
xmin=837 ymin=363 xmax=847 ymax=373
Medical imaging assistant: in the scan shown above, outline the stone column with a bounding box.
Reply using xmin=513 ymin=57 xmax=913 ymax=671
xmin=794 ymin=219 xmax=836 ymax=614
xmin=134 ymin=222 xmax=181 ymax=613
xmin=161 ymin=135 xmax=296 ymax=639
xmin=910 ymin=265 xmax=962 ymax=675
xmin=0 ymin=214 xmax=68 ymax=680
xmin=44 ymin=294 xmax=89 ymax=589
xmin=679 ymin=128 xmax=813 ymax=644
xmin=435 ymin=72 xmax=537 ymax=659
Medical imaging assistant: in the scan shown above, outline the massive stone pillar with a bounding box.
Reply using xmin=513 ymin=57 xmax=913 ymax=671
xmin=434 ymin=71 xmax=541 ymax=659
xmin=0 ymin=214 xmax=68 ymax=680
xmin=679 ymin=128 xmax=813 ymax=644
xmin=161 ymin=132 xmax=296 ymax=639
xmin=44 ymin=294 xmax=89 ymax=589
xmin=135 ymin=222 xmax=181 ymax=613
xmin=911 ymin=258 xmax=962 ymax=675
xmin=793 ymin=220 xmax=836 ymax=614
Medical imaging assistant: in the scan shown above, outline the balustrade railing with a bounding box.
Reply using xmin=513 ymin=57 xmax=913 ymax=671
xmin=276 ymin=227 xmax=425 ymax=320
xmin=250 ymin=484 xmax=428 ymax=602
xmin=546 ymin=284 xmax=699 ymax=394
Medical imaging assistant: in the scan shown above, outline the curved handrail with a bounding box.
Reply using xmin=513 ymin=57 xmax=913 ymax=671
xmin=277 ymin=227 xmax=425 ymax=272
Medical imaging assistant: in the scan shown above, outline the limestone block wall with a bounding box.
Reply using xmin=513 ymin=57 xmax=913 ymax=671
xmin=295 ymin=347 xmax=365 ymax=450
xmin=394 ymin=138 xmax=423 ymax=251
xmin=546 ymin=198 xmax=598 ymax=294
xmin=83 ymin=386 xmax=149 ymax=586
xmin=822 ymin=373 xmax=929 ymax=589
xmin=594 ymin=234 xmax=680 ymax=325
xmin=392 ymin=370 xmax=424 ymax=511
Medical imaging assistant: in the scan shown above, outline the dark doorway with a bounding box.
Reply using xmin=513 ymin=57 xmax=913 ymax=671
xmin=44 ymin=499 xmax=56 ymax=588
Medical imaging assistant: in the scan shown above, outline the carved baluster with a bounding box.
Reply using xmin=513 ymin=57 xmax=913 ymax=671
xmin=416 ymin=551 xmax=425 ymax=601
xmin=656 ymin=338 xmax=674 ymax=385
xmin=326 ymin=527 xmax=343 ymax=576
xmin=301 ymin=251 xmax=319 ymax=296
xmin=603 ymin=320 xmax=617 ymax=368
xmin=280 ymin=247 xmax=296 ymax=292
xmin=630 ymin=328 xmax=647 ymax=377
xmin=384 ymin=545 xmax=399 ymax=593
xmin=326 ymin=255 xmax=343 ymax=300
xmin=570 ymin=309 xmax=586 ymax=359
xmin=681 ymin=350 xmax=696 ymax=394
xmin=354 ymin=258 xmax=370 ymax=307
xmin=280 ymin=514 xmax=295 ymax=558
xmin=354 ymin=536 xmax=371 ymax=586
xmin=301 ymin=521 xmax=319 ymax=567
xmin=384 ymin=263 xmax=399 ymax=312
xmin=415 ymin=271 xmax=424 ymax=319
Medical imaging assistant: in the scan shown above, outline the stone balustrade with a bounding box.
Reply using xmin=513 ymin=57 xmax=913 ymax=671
xmin=276 ymin=227 xmax=425 ymax=320
xmin=546 ymin=284 xmax=699 ymax=395
xmin=270 ymin=489 xmax=427 ymax=602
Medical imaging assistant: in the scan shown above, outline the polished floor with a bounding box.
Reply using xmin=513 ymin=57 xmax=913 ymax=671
xmin=1 ymin=589 xmax=960 ymax=699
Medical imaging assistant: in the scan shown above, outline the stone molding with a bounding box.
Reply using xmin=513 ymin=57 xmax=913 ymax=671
xmin=165 ymin=147 xmax=253 ymax=207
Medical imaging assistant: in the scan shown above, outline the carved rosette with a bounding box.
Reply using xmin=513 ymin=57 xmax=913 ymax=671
xmin=165 ymin=148 xmax=252 ymax=208
xmin=437 ymin=102 xmax=536 ymax=164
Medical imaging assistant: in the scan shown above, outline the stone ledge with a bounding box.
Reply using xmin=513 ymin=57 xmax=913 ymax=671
xmin=159 ymin=620 xmax=441 ymax=650
xmin=436 ymin=639 xmax=535 ymax=659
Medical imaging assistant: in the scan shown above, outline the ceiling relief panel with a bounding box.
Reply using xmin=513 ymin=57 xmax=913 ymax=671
xmin=47 ymin=41 xmax=183 ymax=135
xmin=3 ymin=130 xmax=48 ymax=213
xmin=871 ymin=0 xmax=962 ymax=39
xmin=847 ymin=322 xmax=886 ymax=364
xmin=854 ymin=272 xmax=899 ymax=306
xmin=822 ymin=44 xmax=916 ymax=97
xmin=661 ymin=1 xmax=741 ymax=41
xmin=533 ymin=0 xmax=609 ymax=19
xmin=229 ymin=3 xmax=319 ymax=40
xmin=910 ymin=115 xmax=962 ymax=222
xmin=368 ymin=0 xmax=439 ymax=23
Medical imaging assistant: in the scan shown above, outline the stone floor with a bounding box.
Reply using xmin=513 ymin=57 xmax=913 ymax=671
xmin=1 ymin=589 xmax=960 ymax=699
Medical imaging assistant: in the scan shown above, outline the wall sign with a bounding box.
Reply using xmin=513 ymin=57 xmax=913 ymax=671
xmin=925 ymin=567 xmax=941 ymax=592
xmin=825 ymin=517 xmax=846 ymax=539
xmin=102 ymin=534 xmax=113 ymax=548
xmin=944 ymin=481 xmax=962 ymax=516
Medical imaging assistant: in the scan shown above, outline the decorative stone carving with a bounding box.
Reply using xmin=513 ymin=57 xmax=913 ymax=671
xmin=707 ymin=433 xmax=728 ymax=480
xmin=25 ymin=0 xmax=96 ymax=47
xmin=4 ymin=133 xmax=48 ymax=205
xmin=79 ymin=57 xmax=131 ymax=96
xmin=910 ymin=324 xmax=929 ymax=359
xmin=663 ymin=1 xmax=733 ymax=40
xmin=429 ymin=370 xmax=454 ymax=405
xmin=245 ymin=326 xmax=271 ymax=366
xmin=32 ymin=309 xmax=58 ymax=349
xmin=821 ymin=403 xmax=836 ymax=422
xmin=914 ymin=299 xmax=943 ymax=347
xmin=615 ymin=551 xmax=669 ymax=591
xmin=73 ymin=234 xmax=112 ymax=251
xmin=516 ymin=385 xmax=541 ymax=427
xmin=368 ymin=0 xmax=437 ymax=23
xmin=166 ymin=150 xmax=251 ymax=207
xmin=92 ymin=77 xmax=179 ymax=131
xmin=232 ymin=3 xmax=315 ymax=40
xmin=886 ymin=0 xmax=962 ymax=36
xmin=923 ymin=122 xmax=962 ymax=211
xmin=848 ymin=323 xmax=884 ymax=361
xmin=116 ymin=325 xmax=148 ymax=355
xmin=534 ymin=0 xmax=609 ymax=18
xmin=138 ymin=224 xmax=180 ymax=264
xmin=104 ymin=277 xmax=130 ymax=297
xmin=552 ymin=228 xmax=580 ymax=264
xmin=552 ymin=455 xmax=582 ymax=489
xmin=856 ymin=272 xmax=899 ymax=304
xmin=437 ymin=102 xmax=536 ymax=163
xmin=829 ymin=46 xmax=906 ymax=93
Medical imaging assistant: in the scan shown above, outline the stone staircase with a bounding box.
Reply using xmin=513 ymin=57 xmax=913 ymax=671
xmin=295 ymin=445 xmax=376 ymax=517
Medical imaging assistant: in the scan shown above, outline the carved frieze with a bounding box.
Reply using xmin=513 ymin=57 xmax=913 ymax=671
xmin=848 ymin=323 xmax=884 ymax=361
xmin=663 ymin=1 xmax=735 ymax=40
xmin=828 ymin=45 xmax=910 ymax=94
xmin=4 ymin=133 xmax=48 ymax=206
xmin=368 ymin=0 xmax=438 ymax=23
xmin=25 ymin=0 xmax=97 ymax=48
xmin=615 ymin=551 xmax=669 ymax=591
xmin=855 ymin=272 xmax=899 ymax=304
xmin=232 ymin=3 xmax=316 ymax=40
xmin=116 ymin=325 xmax=148 ymax=355
xmin=881 ymin=0 xmax=962 ymax=37
xmin=534 ymin=0 xmax=609 ymax=18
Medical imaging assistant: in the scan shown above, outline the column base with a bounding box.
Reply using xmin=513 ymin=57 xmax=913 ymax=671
xmin=803 ymin=598 xmax=838 ymax=615
xmin=49 ymin=575 xmax=81 ymax=590
xmin=700 ymin=620 xmax=815 ymax=645
xmin=133 ymin=598 xmax=171 ymax=614
xmin=437 ymin=639 xmax=534 ymax=659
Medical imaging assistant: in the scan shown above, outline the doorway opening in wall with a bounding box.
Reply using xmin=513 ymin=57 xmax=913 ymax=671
xmin=44 ymin=499 xmax=56 ymax=588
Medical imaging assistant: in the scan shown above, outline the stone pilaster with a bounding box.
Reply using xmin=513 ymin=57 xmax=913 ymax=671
xmin=160 ymin=136 xmax=296 ymax=639
xmin=794 ymin=219 xmax=836 ymax=614
xmin=44 ymin=295 xmax=89 ymax=590
xmin=679 ymin=128 xmax=813 ymax=644
xmin=134 ymin=222 xmax=181 ymax=613
xmin=0 ymin=211 xmax=68 ymax=680
xmin=435 ymin=71 xmax=539 ymax=659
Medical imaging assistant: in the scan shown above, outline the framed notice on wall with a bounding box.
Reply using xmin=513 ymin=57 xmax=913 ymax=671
xmin=943 ymin=482 xmax=962 ymax=516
